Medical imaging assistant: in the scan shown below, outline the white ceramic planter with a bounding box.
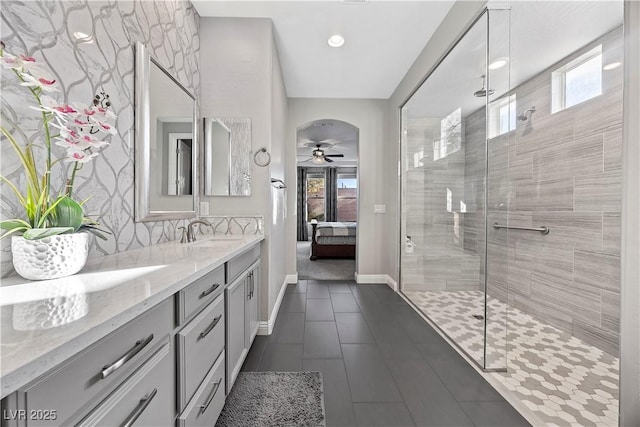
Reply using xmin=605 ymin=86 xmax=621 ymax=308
xmin=11 ymin=232 xmax=90 ymax=280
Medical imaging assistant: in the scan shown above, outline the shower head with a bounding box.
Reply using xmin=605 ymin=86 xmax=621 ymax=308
xmin=517 ymin=106 xmax=536 ymax=121
xmin=473 ymin=75 xmax=495 ymax=98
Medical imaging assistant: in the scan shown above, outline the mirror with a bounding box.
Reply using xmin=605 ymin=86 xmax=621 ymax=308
xmin=135 ymin=42 xmax=197 ymax=222
xmin=203 ymin=117 xmax=252 ymax=196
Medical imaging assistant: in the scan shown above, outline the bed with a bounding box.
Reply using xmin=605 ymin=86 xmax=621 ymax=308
xmin=310 ymin=222 xmax=356 ymax=260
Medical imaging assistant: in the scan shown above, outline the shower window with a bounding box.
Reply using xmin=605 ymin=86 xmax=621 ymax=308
xmin=552 ymin=45 xmax=602 ymax=112
xmin=488 ymin=94 xmax=516 ymax=138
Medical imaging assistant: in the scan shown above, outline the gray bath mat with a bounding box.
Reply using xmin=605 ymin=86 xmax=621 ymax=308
xmin=216 ymin=371 xmax=326 ymax=427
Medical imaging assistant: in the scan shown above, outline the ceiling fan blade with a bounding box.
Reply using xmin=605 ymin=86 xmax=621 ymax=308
xmin=325 ymin=157 xmax=334 ymax=163
xmin=324 ymin=154 xmax=344 ymax=157
xmin=299 ymin=157 xmax=313 ymax=162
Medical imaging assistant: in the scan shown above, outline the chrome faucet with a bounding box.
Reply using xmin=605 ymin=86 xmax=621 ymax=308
xmin=183 ymin=219 xmax=212 ymax=243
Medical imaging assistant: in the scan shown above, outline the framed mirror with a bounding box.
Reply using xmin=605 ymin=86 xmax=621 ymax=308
xmin=203 ymin=117 xmax=252 ymax=196
xmin=135 ymin=42 xmax=197 ymax=222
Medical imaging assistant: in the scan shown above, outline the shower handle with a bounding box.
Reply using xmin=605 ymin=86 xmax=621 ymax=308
xmin=493 ymin=223 xmax=550 ymax=235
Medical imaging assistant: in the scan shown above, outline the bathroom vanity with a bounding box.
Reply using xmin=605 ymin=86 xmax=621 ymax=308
xmin=0 ymin=235 xmax=263 ymax=427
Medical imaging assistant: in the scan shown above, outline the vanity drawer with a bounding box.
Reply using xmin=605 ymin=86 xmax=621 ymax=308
xmin=226 ymin=244 xmax=260 ymax=283
xmin=177 ymin=293 xmax=225 ymax=411
xmin=177 ymin=264 xmax=225 ymax=325
xmin=20 ymin=299 xmax=173 ymax=426
xmin=76 ymin=340 xmax=174 ymax=427
xmin=177 ymin=353 xmax=226 ymax=427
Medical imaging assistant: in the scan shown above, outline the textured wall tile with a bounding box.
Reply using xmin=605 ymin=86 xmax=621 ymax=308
xmin=602 ymin=212 xmax=621 ymax=255
xmin=515 ymin=178 xmax=574 ymax=211
xmin=574 ymin=249 xmax=620 ymax=293
xmin=572 ymin=320 xmax=619 ymax=357
xmin=603 ymin=126 xmax=623 ymax=172
xmin=1 ymin=0 xmax=200 ymax=263
xmin=573 ymin=86 xmax=623 ymax=139
xmin=601 ymin=289 xmax=620 ymax=333
xmin=531 ymin=211 xmax=603 ymax=251
xmin=532 ymin=133 xmax=604 ymax=180
xmin=574 ymin=171 xmax=622 ymax=212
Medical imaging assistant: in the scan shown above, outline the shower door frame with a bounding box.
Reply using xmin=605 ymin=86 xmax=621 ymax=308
xmin=397 ymin=6 xmax=509 ymax=373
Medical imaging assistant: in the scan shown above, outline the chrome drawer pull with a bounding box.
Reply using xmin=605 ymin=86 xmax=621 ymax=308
xmin=120 ymin=388 xmax=157 ymax=427
xmin=101 ymin=334 xmax=154 ymax=379
xmin=199 ymin=283 xmax=221 ymax=299
xmin=199 ymin=378 xmax=222 ymax=415
xmin=198 ymin=315 xmax=222 ymax=340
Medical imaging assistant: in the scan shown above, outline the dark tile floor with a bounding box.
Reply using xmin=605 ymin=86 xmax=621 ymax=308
xmin=241 ymin=280 xmax=530 ymax=427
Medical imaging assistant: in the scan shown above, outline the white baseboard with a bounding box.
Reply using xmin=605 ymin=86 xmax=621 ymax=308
xmin=355 ymin=273 xmax=388 ymax=284
xmin=386 ymin=276 xmax=398 ymax=292
xmin=258 ymin=274 xmax=297 ymax=335
xmin=355 ymin=273 xmax=398 ymax=292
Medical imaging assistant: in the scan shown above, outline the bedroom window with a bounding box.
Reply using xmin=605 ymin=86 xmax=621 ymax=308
xmin=337 ymin=173 xmax=357 ymax=222
xmin=306 ymin=173 xmax=325 ymax=221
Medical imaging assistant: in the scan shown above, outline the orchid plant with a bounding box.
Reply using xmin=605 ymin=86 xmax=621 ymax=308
xmin=0 ymin=42 xmax=114 ymax=240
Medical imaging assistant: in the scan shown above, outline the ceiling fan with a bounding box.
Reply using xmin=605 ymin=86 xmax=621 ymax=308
xmin=302 ymin=144 xmax=344 ymax=164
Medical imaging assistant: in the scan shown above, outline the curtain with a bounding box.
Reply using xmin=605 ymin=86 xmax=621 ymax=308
xmin=297 ymin=167 xmax=308 ymax=241
xmin=326 ymin=167 xmax=337 ymax=222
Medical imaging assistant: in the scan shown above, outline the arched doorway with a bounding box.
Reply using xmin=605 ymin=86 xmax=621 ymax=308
xmin=295 ymin=119 xmax=359 ymax=280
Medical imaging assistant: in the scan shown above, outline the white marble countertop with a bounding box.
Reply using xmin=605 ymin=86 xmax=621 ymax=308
xmin=0 ymin=234 xmax=264 ymax=399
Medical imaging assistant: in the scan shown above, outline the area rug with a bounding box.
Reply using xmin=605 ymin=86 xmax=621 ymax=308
xmin=216 ymin=371 xmax=326 ymax=427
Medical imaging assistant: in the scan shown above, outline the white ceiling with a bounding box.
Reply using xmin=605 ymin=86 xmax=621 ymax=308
xmin=191 ymin=0 xmax=455 ymax=99
xmin=405 ymin=1 xmax=624 ymax=118
xmin=295 ymin=119 xmax=359 ymax=165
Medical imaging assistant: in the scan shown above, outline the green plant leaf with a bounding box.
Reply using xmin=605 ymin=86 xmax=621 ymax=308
xmin=48 ymin=196 xmax=84 ymax=231
xmin=23 ymin=227 xmax=74 ymax=240
xmin=0 ymin=219 xmax=31 ymax=230
xmin=0 ymin=227 xmax=29 ymax=239
xmin=80 ymin=224 xmax=109 ymax=241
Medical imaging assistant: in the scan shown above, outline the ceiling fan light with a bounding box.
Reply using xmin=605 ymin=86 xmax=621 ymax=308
xmin=312 ymin=156 xmax=325 ymax=164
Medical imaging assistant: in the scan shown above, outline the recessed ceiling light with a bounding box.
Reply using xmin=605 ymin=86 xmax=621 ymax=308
xmin=73 ymin=31 xmax=94 ymax=43
xmin=603 ymin=62 xmax=621 ymax=70
xmin=488 ymin=58 xmax=508 ymax=70
xmin=328 ymin=34 xmax=345 ymax=48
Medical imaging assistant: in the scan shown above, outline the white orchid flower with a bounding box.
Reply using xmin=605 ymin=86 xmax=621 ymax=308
xmin=64 ymin=150 xmax=99 ymax=163
xmin=19 ymin=72 xmax=58 ymax=92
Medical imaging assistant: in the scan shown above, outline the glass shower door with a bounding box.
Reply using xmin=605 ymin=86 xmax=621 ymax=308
xmin=400 ymin=8 xmax=510 ymax=370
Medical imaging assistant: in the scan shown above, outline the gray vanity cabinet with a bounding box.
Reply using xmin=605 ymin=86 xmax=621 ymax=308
xmin=245 ymin=262 xmax=260 ymax=349
xmin=0 ymin=240 xmax=263 ymax=427
xmin=76 ymin=341 xmax=173 ymax=427
xmin=225 ymin=252 xmax=261 ymax=394
xmin=1 ymin=299 xmax=174 ymax=427
xmin=176 ymin=293 xmax=225 ymax=411
xmin=224 ymin=273 xmax=247 ymax=394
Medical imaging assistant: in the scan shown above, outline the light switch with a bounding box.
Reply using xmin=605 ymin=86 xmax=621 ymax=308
xmin=199 ymin=201 xmax=210 ymax=216
xmin=374 ymin=204 xmax=386 ymax=214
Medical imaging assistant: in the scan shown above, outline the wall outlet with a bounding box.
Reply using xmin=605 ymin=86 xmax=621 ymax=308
xmin=374 ymin=204 xmax=386 ymax=214
xmin=199 ymin=201 xmax=210 ymax=216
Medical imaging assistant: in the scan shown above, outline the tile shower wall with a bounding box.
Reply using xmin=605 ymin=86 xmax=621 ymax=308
xmin=0 ymin=1 xmax=200 ymax=267
xmin=464 ymin=28 xmax=623 ymax=356
xmin=402 ymin=117 xmax=480 ymax=292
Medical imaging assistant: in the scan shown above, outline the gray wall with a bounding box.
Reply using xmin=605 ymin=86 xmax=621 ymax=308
xmin=401 ymin=116 xmax=480 ymax=292
xmin=0 ymin=1 xmax=200 ymax=265
xmin=463 ymin=29 xmax=623 ymax=356
xmin=199 ymin=17 xmax=289 ymax=324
